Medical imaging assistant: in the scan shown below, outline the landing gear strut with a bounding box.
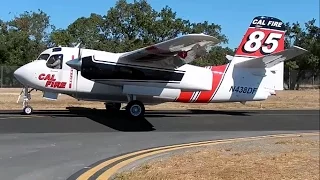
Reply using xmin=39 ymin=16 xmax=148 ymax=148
xmin=125 ymin=95 xmax=145 ymax=118
xmin=17 ymin=87 xmax=34 ymax=115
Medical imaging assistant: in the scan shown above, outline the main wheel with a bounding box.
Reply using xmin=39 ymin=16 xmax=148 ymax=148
xmin=125 ymin=100 xmax=145 ymax=118
xmin=23 ymin=105 xmax=33 ymax=115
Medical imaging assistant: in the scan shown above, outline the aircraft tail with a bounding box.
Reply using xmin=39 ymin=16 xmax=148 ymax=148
xmin=227 ymin=16 xmax=307 ymax=90
xmin=233 ymin=16 xmax=286 ymax=59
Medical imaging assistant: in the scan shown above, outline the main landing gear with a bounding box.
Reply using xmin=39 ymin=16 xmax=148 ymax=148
xmin=125 ymin=95 xmax=145 ymax=118
xmin=125 ymin=100 xmax=145 ymax=118
xmin=17 ymin=87 xmax=35 ymax=115
xmin=104 ymin=99 xmax=145 ymax=118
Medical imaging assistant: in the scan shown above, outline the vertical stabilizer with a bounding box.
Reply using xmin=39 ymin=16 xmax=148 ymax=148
xmin=234 ymin=16 xmax=286 ymax=59
xmin=232 ymin=16 xmax=286 ymax=90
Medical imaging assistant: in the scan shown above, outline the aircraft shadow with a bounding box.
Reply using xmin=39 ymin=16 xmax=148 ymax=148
xmin=0 ymin=107 xmax=253 ymax=132
xmin=54 ymin=107 xmax=157 ymax=132
xmin=0 ymin=108 xmax=318 ymax=133
xmin=0 ymin=108 xmax=252 ymax=116
xmin=52 ymin=107 xmax=252 ymax=132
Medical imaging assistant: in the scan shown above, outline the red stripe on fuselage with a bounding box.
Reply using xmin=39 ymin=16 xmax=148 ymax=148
xmin=194 ymin=65 xmax=227 ymax=103
xmin=175 ymin=65 xmax=227 ymax=103
xmin=175 ymin=91 xmax=194 ymax=103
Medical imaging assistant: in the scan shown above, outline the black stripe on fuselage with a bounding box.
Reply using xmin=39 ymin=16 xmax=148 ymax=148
xmin=94 ymin=79 xmax=181 ymax=84
xmin=81 ymin=56 xmax=185 ymax=82
xmin=94 ymin=59 xmax=186 ymax=73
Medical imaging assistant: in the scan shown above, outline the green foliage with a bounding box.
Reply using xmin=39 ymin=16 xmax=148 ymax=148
xmin=191 ymin=46 xmax=234 ymax=67
xmin=284 ymin=19 xmax=319 ymax=89
xmin=0 ymin=9 xmax=54 ymax=65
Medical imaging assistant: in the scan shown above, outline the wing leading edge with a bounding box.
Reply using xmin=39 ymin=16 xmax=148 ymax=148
xmin=118 ymin=34 xmax=220 ymax=64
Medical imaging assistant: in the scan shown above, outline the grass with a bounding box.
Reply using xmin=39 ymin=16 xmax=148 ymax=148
xmin=114 ymin=134 xmax=320 ymax=180
xmin=0 ymin=88 xmax=319 ymax=110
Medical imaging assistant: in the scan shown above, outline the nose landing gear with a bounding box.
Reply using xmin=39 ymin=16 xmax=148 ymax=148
xmin=17 ymin=87 xmax=34 ymax=115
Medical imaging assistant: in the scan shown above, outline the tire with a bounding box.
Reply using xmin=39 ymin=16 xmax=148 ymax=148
xmin=125 ymin=100 xmax=145 ymax=118
xmin=23 ymin=105 xmax=33 ymax=115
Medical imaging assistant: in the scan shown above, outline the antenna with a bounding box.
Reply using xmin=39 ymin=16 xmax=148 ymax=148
xmin=75 ymin=43 xmax=81 ymax=48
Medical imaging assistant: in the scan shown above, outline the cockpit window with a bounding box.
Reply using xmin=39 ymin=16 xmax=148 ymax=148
xmin=37 ymin=54 xmax=50 ymax=60
xmin=46 ymin=54 xmax=63 ymax=69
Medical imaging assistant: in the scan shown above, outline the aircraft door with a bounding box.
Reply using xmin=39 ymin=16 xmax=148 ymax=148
xmin=45 ymin=53 xmax=77 ymax=91
xmin=61 ymin=54 xmax=78 ymax=92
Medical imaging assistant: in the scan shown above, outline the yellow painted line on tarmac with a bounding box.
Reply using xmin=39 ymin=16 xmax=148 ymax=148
xmin=76 ymin=132 xmax=319 ymax=180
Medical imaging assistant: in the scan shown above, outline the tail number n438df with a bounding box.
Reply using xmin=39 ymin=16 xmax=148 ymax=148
xmin=229 ymin=86 xmax=258 ymax=94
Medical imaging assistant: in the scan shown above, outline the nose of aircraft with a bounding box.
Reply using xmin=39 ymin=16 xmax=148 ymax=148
xmin=14 ymin=65 xmax=28 ymax=85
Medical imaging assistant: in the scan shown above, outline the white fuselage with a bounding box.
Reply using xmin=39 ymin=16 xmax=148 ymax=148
xmin=14 ymin=47 xmax=276 ymax=105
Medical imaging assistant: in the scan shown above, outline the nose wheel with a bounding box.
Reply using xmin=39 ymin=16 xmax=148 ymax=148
xmin=23 ymin=105 xmax=33 ymax=115
xmin=17 ymin=87 xmax=34 ymax=115
xmin=125 ymin=100 xmax=145 ymax=118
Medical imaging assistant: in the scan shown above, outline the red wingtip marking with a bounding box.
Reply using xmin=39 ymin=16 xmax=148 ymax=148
xmin=178 ymin=51 xmax=188 ymax=59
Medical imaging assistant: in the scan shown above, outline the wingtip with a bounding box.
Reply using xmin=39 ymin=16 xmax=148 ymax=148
xmin=189 ymin=33 xmax=221 ymax=43
xmin=293 ymin=45 xmax=308 ymax=52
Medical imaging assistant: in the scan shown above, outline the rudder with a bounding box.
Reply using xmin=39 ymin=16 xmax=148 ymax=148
xmin=234 ymin=16 xmax=286 ymax=58
xmin=233 ymin=16 xmax=287 ymax=90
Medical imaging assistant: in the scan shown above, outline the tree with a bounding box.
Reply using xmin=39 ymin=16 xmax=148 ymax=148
xmin=0 ymin=10 xmax=54 ymax=66
xmin=191 ymin=46 xmax=234 ymax=67
xmin=284 ymin=19 xmax=319 ymax=89
xmin=60 ymin=0 xmax=228 ymax=55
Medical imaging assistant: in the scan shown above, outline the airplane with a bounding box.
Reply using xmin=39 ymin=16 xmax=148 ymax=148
xmin=13 ymin=15 xmax=308 ymax=118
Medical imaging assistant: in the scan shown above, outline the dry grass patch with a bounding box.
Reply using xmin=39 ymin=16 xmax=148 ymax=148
xmin=0 ymin=88 xmax=319 ymax=110
xmin=114 ymin=134 xmax=320 ymax=180
xmin=275 ymin=137 xmax=319 ymax=146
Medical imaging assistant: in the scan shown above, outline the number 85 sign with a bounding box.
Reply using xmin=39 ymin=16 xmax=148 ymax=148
xmin=237 ymin=28 xmax=285 ymax=57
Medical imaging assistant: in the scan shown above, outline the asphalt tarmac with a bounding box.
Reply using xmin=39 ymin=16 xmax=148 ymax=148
xmin=0 ymin=108 xmax=319 ymax=180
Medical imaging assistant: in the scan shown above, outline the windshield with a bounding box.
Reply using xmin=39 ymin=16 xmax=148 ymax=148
xmin=37 ymin=54 xmax=50 ymax=60
xmin=46 ymin=54 xmax=63 ymax=69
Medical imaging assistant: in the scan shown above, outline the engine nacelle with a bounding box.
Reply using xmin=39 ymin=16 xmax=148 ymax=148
xmin=78 ymin=56 xmax=212 ymax=91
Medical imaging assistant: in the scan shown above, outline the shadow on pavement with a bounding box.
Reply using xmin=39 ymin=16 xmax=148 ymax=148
xmin=0 ymin=108 xmax=318 ymax=133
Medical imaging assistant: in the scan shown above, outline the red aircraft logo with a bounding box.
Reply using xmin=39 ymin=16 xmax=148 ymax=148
xmin=38 ymin=74 xmax=67 ymax=88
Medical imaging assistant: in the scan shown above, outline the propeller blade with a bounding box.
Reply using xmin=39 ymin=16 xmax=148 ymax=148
xmin=67 ymin=42 xmax=82 ymax=70
xmin=78 ymin=43 xmax=81 ymax=60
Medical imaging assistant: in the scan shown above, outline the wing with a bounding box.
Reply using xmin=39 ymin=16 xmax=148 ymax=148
xmin=234 ymin=46 xmax=308 ymax=68
xmin=118 ymin=34 xmax=220 ymax=64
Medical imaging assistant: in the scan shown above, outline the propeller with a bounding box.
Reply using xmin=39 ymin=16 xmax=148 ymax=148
xmin=66 ymin=42 xmax=83 ymax=99
xmin=66 ymin=42 xmax=82 ymax=71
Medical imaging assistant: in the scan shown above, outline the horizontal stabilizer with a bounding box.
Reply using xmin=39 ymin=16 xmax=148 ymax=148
xmin=226 ymin=55 xmax=233 ymax=61
xmin=234 ymin=46 xmax=308 ymax=68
